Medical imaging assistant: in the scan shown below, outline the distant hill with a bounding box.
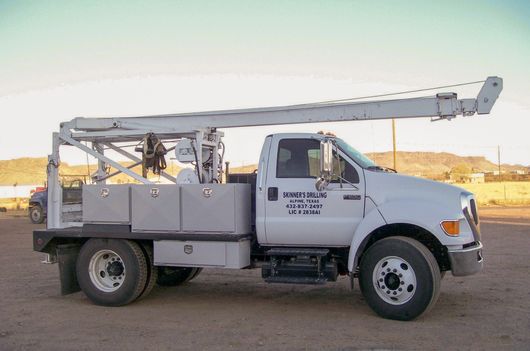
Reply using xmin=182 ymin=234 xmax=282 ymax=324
xmin=0 ymin=153 xmax=527 ymax=185
xmin=0 ymin=158 xmax=182 ymax=186
xmin=365 ymin=151 xmax=528 ymax=177
xmin=231 ymin=152 xmax=528 ymax=178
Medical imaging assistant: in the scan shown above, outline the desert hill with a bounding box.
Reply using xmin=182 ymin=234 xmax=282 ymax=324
xmin=0 ymin=153 xmax=527 ymax=185
xmin=0 ymin=158 xmax=182 ymax=186
xmin=365 ymin=151 xmax=527 ymax=176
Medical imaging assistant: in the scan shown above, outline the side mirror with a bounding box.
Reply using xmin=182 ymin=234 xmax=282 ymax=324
xmin=315 ymin=139 xmax=333 ymax=191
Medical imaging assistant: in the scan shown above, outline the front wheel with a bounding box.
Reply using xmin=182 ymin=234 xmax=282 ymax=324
xmin=359 ymin=236 xmax=441 ymax=321
xmin=29 ymin=205 xmax=44 ymax=224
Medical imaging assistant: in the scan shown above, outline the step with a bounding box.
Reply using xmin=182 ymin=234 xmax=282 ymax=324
xmin=266 ymin=248 xmax=329 ymax=257
xmin=263 ymin=276 xmax=328 ymax=285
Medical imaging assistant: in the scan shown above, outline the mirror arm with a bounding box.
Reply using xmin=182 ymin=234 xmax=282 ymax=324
xmin=334 ymin=142 xmax=343 ymax=189
xmin=335 ymin=175 xmax=359 ymax=191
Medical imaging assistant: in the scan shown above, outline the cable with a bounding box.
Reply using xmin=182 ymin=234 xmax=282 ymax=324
xmin=190 ymin=141 xmax=202 ymax=183
xmin=285 ymin=80 xmax=486 ymax=107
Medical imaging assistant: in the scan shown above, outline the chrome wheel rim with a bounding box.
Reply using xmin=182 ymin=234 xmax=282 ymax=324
xmin=88 ymin=249 xmax=126 ymax=292
xmin=372 ymin=256 xmax=416 ymax=305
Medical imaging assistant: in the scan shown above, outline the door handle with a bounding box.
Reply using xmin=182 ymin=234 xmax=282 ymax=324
xmin=343 ymin=194 xmax=361 ymax=200
xmin=268 ymin=187 xmax=278 ymax=201
xmin=258 ymin=160 xmax=265 ymax=191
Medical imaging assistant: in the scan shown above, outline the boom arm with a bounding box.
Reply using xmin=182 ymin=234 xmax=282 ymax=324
xmin=65 ymin=76 xmax=502 ymax=141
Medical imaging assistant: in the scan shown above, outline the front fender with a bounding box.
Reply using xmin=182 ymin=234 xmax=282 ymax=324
xmin=378 ymin=199 xmax=474 ymax=246
xmin=347 ymin=199 xmax=474 ymax=272
xmin=347 ymin=206 xmax=386 ymax=272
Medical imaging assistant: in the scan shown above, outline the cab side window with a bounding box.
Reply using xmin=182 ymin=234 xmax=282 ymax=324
xmin=276 ymin=138 xmax=359 ymax=183
xmin=277 ymin=139 xmax=320 ymax=178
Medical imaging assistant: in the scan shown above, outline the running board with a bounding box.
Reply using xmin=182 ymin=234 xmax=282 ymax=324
xmin=265 ymin=248 xmax=329 ymax=257
xmin=264 ymin=276 xmax=328 ymax=285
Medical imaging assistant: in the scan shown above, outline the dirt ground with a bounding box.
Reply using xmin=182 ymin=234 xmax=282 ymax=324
xmin=0 ymin=207 xmax=529 ymax=351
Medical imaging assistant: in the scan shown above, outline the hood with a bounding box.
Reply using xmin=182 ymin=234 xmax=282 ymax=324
xmin=364 ymin=171 xmax=466 ymax=208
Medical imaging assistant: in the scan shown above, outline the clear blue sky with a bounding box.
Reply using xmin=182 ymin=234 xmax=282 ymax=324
xmin=1 ymin=0 xmax=529 ymax=166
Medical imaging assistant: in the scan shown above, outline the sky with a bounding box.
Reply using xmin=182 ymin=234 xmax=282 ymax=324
xmin=0 ymin=0 xmax=529 ymax=167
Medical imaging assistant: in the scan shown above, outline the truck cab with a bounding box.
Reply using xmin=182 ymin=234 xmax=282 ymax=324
xmin=256 ymin=133 xmax=481 ymax=272
xmin=251 ymin=133 xmax=483 ymax=318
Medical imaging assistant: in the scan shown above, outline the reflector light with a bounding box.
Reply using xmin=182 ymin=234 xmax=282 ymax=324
xmin=441 ymin=220 xmax=460 ymax=236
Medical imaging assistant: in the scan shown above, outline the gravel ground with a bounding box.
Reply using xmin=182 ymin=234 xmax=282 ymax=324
xmin=0 ymin=207 xmax=529 ymax=350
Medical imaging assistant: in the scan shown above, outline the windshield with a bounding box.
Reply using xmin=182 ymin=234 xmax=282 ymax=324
xmin=335 ymin=138 xmax=377 ymax=169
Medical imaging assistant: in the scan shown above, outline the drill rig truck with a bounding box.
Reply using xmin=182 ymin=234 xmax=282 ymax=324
xmin=33 ymin=77 xmax=502 ymax=320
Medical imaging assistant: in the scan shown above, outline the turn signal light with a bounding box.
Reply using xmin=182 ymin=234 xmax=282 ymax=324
xmin=441 ymin=220 xmax=460 ymax=236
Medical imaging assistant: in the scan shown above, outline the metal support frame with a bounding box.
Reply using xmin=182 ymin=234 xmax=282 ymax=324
xmin=47 ymin=132 xmax=62 ymax=229
xmin=93 ymin=143 xmax=106 ymax=183
xmin=60 ymin=134 xmax=154 ymax=184
xmin=103 ymin=142 xmax=177 ymax=183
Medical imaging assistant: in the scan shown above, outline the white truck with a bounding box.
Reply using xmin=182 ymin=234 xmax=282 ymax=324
xmin=33 ymin=77 xmax=502 ymax=320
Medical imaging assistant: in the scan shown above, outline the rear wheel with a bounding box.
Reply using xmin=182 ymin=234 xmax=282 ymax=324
xmin=359 ymin=236 xmax=441 ymax=321
xmin=76 ymin=239 xmax=148 ymax=306
xmin=188 ymin=268 xmax=203 ymax=281
xmin=29 ymin=205 xmax=44 ymax=224
xmin=156 ymin=267 xmax=201 ymax=286
xmin=137 ymin=244 xmax=158 ymax=300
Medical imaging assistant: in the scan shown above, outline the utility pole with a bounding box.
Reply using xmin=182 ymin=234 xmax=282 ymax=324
xmin=392 ymin=119 xmax=397 ymax=171
xmin=497 ymin=145 xmax=501 ymax=181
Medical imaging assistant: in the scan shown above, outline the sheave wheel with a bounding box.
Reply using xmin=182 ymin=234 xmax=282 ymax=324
xmin=29 ymin=205 xmax=44 ymax=224
xmin=76 ymin=239 xmax=148 ymax=306
xmin=156 ymin=267 xmax=201 ymax=286
xmin=359 ymin=236 xmax=441 ymax=321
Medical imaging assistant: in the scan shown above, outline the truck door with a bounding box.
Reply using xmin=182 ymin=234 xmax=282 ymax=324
xmin=263 ymin=135 xmax=365 ymax=246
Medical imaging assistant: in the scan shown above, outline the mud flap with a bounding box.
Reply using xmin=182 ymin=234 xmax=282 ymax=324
xmin=57 ymin=243 xmax=81 ymax=295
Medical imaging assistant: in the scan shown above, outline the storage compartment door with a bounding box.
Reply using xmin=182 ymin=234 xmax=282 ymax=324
xmin=82 ymin=185 xmax=130 ymax=224
xmin=131 ymin=185 xmax=180 ymax=232
xmin=181 ymin=184 xmax=236 ymax=232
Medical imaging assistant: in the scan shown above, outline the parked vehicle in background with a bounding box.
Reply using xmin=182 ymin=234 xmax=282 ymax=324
xmin=29 ymin=178 xmax=85 ymax=224
xmin=29 ymin=188 xmax=47 ymax=224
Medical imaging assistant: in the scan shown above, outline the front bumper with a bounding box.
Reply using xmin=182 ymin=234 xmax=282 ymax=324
xmin=448 ymin=241 xmax=483 ymax=276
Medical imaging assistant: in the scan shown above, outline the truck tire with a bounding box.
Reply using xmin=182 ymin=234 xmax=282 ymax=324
xmin=29 ymin=205 xmax=45 ymax=224
xmin=137 ymin=244 xmax=158 ymax=301
xmin=188 ymin=268 xmax=203 ymax=281
xmin=156 ymin=267 xmax=199 ymax=286
xmin=359 ymin=236 xmax=441 ymax=321
xmin=76 ymin=239 xmax=148 ymax=306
